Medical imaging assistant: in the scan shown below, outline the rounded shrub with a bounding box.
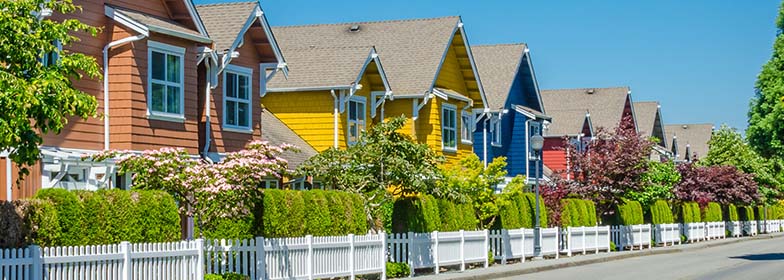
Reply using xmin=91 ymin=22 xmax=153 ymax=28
xmin=523 ymin=193 xmax=547 ymax=228
xmin=679 ymin=202 xmax=701 ymax=223
xmin=495 ymin=194 xmax=523 ymax=229
xmin=439 ymin=198 xmax=477 ymax=231
xmin=616 ymin=200 xmax=643 ymax=226
xmin=650 ymin=200 xmax=674 ymax=224
xmin=560 ymin=199 xmax=595 ymax=227
xmin=726 ymin=204 xmax=739 ymax=222
xmin=703 ymin=202 xmax=722 ymax=222
xmin=391 ymin=195 xmax=441 ymax=233
xmin=35 ymin=188 xmax=84 ymax=246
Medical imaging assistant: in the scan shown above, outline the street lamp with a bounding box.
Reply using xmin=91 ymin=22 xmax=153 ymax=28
xmin=530 ymin=134 xmax=544 ymax=259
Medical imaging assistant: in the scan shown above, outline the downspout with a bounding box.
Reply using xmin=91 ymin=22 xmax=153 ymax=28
xmin=201 ymin=59 xmax=213 ymax=157
xmin=103 ymin=34 xmax=147 ymax=150
xmin=330 ymin=90 xmax=339 ymax=148
xmin=5 ymin=157 xmax=11 ymax=201
xmin=525 ymin=119 xmax=531 ymax=180
xmin=483 ymin=115 xmax=489 ymax=169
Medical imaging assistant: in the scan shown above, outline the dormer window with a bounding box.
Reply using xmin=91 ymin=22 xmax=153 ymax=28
xmin=223 ymin=65 xmax=253 ymax=132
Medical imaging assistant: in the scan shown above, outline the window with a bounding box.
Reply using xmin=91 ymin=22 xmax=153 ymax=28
xmin=490 ymin=115 xmax=502 ymax=147
xmin=41 ymin=40 xmax=61 ymax=67
xmin=442 ymin=104 xmax=457 ymax=151
xmin=223 ymin=65 xmax=253 ymax=131
xmin=461 ymin=110 xmax=473 ymax=144
xmin=148 ymin=41 xmax=185 ymax=120
xmin=261 ymin=179 xmax=279 ymax=189
xmin=347 ymin=96 xmax=366 ymax=145
xmin=528 ymin=121 xmax=542 ymax=158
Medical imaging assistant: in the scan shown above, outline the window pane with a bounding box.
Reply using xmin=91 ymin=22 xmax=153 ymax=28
xmin=238 ymin=102 xmax=249 ymax=127
xmin=166 ymin=86 xmax=180 ymax=114
xmin=151 ymin=51 xmax=165 ymax=80
xmin=358 ymin=102 xmax=365 ymax=120
xmin=238 ymin=75 xmax=248 ymax=100
xmin=151 ymin=83 xmax=165 ymax=112
xmin=349 ymin=101 xmax=357 ymax=120
xmin=226 ymin=73 xmax=237 ymax=98
xmin=226 ymin=100 xmax=236 ymax=125
xmin=167 ymin=54 xmax=180 ymax=83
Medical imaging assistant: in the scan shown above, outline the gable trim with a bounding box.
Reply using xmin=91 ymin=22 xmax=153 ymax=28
xmin=427 ymin=18 xmax=488 ymax=110
xmin=182 ymin=0 xmax=210 ymax=38
xmin=524 ymin=50 xmax=546 ymax=114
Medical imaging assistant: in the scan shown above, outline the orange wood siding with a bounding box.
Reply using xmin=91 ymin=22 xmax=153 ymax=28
xmin=0 ymin=158 xmax=42 ymax=200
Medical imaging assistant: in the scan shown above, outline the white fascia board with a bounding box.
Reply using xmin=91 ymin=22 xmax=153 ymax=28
xmin=147 ymin=25 xmax=211 ymax=44
xmin=456 ymin=19 xmax=488 ymax=109
xmin=182 ymin=0 xmax=210 ymax=38
xmin=256 ymin=6 xmax=288 ymax=76
xmin=267 ymin=85 xmax=352 ymax=92
xmin=105 ymin=6 xmax=149 ymax=37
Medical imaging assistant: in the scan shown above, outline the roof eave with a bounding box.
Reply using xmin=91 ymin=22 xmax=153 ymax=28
xmin=148 ymin=25 xmax=212 ymax=43
xmin=267 ymin=85 xmax=353 ymax=93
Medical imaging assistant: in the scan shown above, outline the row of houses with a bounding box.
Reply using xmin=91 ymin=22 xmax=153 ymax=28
xmin=0 ymin=0 xmax=715 ymax=200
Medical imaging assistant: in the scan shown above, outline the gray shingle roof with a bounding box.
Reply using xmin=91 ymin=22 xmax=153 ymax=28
xmin=195 ymin=2 xmax=257 ymax=52
xmin=266 ymin=46 xmax=375 ymax=89
xmin=634 ymin=101 xmax=667 ymax=147
xmin=110 ymin=5 xmax=206 ymax=39
xmin=541 ymin=87 xmax=630 ymax=136
xmin=271 ymin=16 xmax=460 ymax=95
xmin=664 ymin=124 xmax=713 ymax=161
xmin=471 ymin=44 xmax=527 ymax=110
xmin=261 ymin=108 xmax=318 ymax=169
xmin=543 ymin=109 xmax=590 ymax=136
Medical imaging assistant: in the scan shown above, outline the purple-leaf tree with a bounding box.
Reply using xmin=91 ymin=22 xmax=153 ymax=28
xmin=674 ymin=163 xmax=760 ymax=206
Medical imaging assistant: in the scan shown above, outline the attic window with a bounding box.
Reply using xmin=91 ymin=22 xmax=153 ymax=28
xmin=349 ymin=25 xmax=361 ymax=32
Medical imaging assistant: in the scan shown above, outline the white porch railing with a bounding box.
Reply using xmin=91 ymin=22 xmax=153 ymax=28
xmin=562 ymin=226 xmax=611 ymax=256
xmin=726 ymin=221 xmax=742 ymax=238
xmin=742 ymin=221 xmax=758 ymax=236
xmin=683 ymin=222 xmax=706 ymax=242
xmin=611 ymin=224 xmax=652 ymax=251
xmin=654 ymin=223 xmax=681 ymax=246
xmin=387 ymin=230 xmax=488 ymax=276
xmin=705 ymin=222 xmax=726 ymax=240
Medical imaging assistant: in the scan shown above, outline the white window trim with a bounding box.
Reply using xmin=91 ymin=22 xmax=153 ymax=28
xmin=461 ymin=110 xmax=473 ymax=144
xmin=262 ymin=179 xmax=279 ymax=189
xmin=442 ymin=103 xmax=458 ymax=152
xmin=222 ymin=64 xmax=254 ymax=133
xmin=346 ymin=95 xmax=367 ymax=146
xmin=147 ymin=41 xmax=186 ymax=122
xmin=370 ymin=91 xmax=386 ymax=119
xmin=491 ymin=115 xmax=502 ymax=147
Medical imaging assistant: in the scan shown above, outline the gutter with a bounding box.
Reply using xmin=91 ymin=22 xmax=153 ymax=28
xmin=103 ymin=34 xmax=147 ymax=150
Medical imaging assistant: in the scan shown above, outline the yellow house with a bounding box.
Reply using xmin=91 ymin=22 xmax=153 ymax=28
xmin=272 ymin=16 xmax=487 ymax=165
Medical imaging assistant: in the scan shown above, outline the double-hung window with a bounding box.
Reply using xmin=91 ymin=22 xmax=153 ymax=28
xmin=461 ymin=110 xmax=473 ymax=144
xmin=223 ymin=65 xmax=253 ymax=132
xmin=442 ymin=104 xmax=457 ymax=151
xmin=491 ymin=115 xmax=502 ymax=146
xmin=148 ymin=41 xmax=185 ymax=120
xmin=528 ymin=121 xmax=542 ymax=158
xmin=347 ymin=96 xmax=366 ymax=146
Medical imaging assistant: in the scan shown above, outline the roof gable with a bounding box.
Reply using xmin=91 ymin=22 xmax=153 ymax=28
xmin=541 ymin=87 xmax=630 ymax=135
xmin=472 ymin=44 xmax=526 ymax=110
xmin=266 ymin=46 xmax=389 ymax=92
xmin=634 ymin=101 xmax=666 ymax=147
xmin=664 ymin=124 xmax=713 ymax=161
xmin=105 ymin=5 xmax=210 ymax=43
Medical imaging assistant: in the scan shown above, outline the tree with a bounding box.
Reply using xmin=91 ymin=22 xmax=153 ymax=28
xmin=0 ymin=0 xmax=100 ymax=179
xmin=297 ymin=116 xmax=445 ymax=230
xmin=674 ymin=163 xmax=760 ymax=206
xmin=626 ymin=160 xmax=680 ymax=209
xmin=438 ymin=154 xmax=508 ymax=229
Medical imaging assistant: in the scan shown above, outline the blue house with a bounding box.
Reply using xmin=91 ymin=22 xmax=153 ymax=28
xmin=471 ymin=44 xmax=550 ymax=185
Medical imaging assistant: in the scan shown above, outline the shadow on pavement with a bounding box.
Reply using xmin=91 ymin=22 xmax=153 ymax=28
xmin=730 ymin=253 xmax=784 ymax=261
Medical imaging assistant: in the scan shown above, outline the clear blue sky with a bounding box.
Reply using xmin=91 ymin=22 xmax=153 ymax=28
xmin=197 ymin=0 xmax=780 ymax=131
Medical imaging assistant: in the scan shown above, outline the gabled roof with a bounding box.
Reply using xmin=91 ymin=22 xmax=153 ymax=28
xmin=541 ymin=87 xmax=631 ymax=135
xmin=664 ymin=124 xmax=713 ymax=161
xmin=266 ymin=46 xmax=389 ymax=91
xmin=472 ymin=43 xmax=540 ymax=110
xmin=261 ymin=109 xmax=318 ymax=169
xmin=271 ymin=16 xmax=477 ymax=98
xmin=543 ymin=109 xmax=592 ymax=136
xmin=634 ymin=101 xmax=667 ymax=147
xmin=105 ymin=5 xmax=211 ymax=43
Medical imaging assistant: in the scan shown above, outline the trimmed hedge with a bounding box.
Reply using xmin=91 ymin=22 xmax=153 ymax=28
xmin=757 ymin=206 xmax=766 ymax=221
xmin=560 ymin=199 xmax=596 ymax=227
xmin=739 ymin=206 xmax=755 ymax=221
xmin=703 ymin=202 xmax=722 ymax=222
xmin=0 ymin=199 xmax=60 ymax=248
xmin=34 ymin=188 xmax=85 ymax=246
xmin=650 ymin=200 xmax=674 ymax=224
xmin=616 ymin=200 xmax=643 ymax=226
xmin=726 ymin=204 xmax=739 ymax=222
xmin=390 ymin=195 xmax=477 ymax=233
xmin=523 ymin=193 xmax=549 ymax=228
xmin=496 ymin=193 xmax=548 ymax=229
xmin=260 ymin=189 xmax=368 ymax=238
xmin=438 ymin=199 xmax=478 ymax=232
xmin=766 ymin=204 xmax=784 ymax=220
xmin=679 ymin=202 xmax=701 ymax=223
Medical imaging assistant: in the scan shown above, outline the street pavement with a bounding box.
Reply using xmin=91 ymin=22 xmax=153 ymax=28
xmin=499 ymin=236 xmax=784 ymax=280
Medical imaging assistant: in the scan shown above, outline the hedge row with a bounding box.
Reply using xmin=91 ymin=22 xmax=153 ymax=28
xmin=615 ymin=200 xmax=643 ymax=226
xmin=0 ymin=189 xmax=181 ymax=248
xmin=740 ymin=206 xmax=755 ymax=221
xmin=389 ymin=195 xmax=477 ymax=233
xmin=726 ymin=204 xmax=739 ymax=222
xmin=650 ymin=200 xmax=674 ymax=224
xmin=702 ymin=202 xmax=722 ymax=222
xmin=496 ymin=193 xmax=548 ymax=229
xmin=766 ymin=204 xmax=784 ymax=220
xmin=680 ymin=202 xmax=701 ymax=223
xmin=560 ymin=199 xmax=596 ymax=227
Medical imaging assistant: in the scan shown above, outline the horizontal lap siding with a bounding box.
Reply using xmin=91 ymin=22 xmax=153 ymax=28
xmin=507 ymin=113 xmax=528 ymax=177
xmin=384 ymin=99 xmax=416 ymax=138
xmin=263 ymin=91 xmax=339 ymax=153
xmin=542 ymin=138 xmax=567 ymax=174
xmin=0 ymin=158 xmax=42 ymax=200
xmin=433 ymin=42 xmax=476 ymax=167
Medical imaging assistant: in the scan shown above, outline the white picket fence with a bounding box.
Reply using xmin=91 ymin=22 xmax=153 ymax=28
xmin=0 ymin=240 xmax=204 ymax=280
xmin=726 ymin=221 xmax=742 ymax=238
xmin=743 ymin=221 xmax=758 ymax=236
xmin=562 ymin=226 xmax=611 ymax=256
xmin=705 ymin=222 xmax=726 ymax=240
xmin=654 ymin=223 xmax=681 ymax=246
xmin=682 ymin=222 xmax=706 ymax=242
xmin=610 ymin=224 xmax=652 ymax=251
xmin=387 ymin=230 xmax=488 ymax=276
xmin=764 ymin=220 xmax=783 ymax=233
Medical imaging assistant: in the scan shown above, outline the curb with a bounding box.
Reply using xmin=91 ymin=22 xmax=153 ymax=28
xmin=417 ymin=233 xmax=784 ymax=280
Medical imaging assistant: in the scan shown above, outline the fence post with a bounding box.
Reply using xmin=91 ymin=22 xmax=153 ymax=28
xmin=581 ymin=226 xmax=586 ymax=255
xmin=520 ymin=228 xmax=526 ymax=263
xmin=255 ymin=236 xmax=265 ymax=280
xmin=307 ymin=235 xmax=314 ymax=280
xmin=555 ymin=227 xmax=560 ymax=259
xmin=121 ymin=241 xmax=132 ymax=280
xmin=407 ymin=232 xmax=414 ymax=277
xmin=566 ymin=227 xmax=572 ymax=257
xmin=380 ymin=232 xmax=387 ymax=280
xmin=459 ymin=230 xmax=465 ymax=271
xmin=484 ymin=229 xmax=489 ymax=268
xmin=29 ymin=245 xmax=42 ymax=280
xmin=195 ymin=239 xmax=205 ymax=280
xmin=433 ymin=231 xmax=439 ymax=275
xmin=501 ymin=229 xmax=508 ymax=264
xmin=348 ymin=234 xmax=355 ymax=280
xmin=594 ymin=227 xmax=599 ymax=254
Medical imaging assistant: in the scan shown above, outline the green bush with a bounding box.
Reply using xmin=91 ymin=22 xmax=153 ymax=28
xmin=522 ymin=193 xmax=548 ymax=228
xmin=439 ymin=199 xmax=477 ymax=231
xmin=650 ymin=200 xmax=674 ymax=224
xmin=0 ymin=199 xmax=61 ymax=248
xmin=740 ymin=206 xmax=755 ymax=221
xmin=757 ymin=206 xmax=766 ymax=221
xmin=679 ymin=202 xmax=701 ymax=223
xmin=35 ymin=188 xmax=84 ymax=246
xmin=766 ymin=204 xmax=784 ymax=220
xmin=203 ymin=273 xmax=249 ymax=280
xmin=496 ymin=194 xmax=523 ymax=229
xmin=703 ymin=202 xmax=722 ymax=222
xmin=616 ymin=200 xmax=644 ymax=226
xmin=204 ymin=274 xmax=223 ymax=280
xmin=726 ymin=204 xmax=739 ymax=222
xmin=391 ymin=195 xmax=441 ymax=233
xmin=560 ymin=199 xmax=596 ymax=227
xmin=259 ymin=189 xmax=368 ymax=237
xmin=386 ymin=262 xmax=410 ymax=278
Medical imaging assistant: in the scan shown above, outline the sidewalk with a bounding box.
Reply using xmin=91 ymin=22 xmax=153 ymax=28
xmin=412 ymin=233 xmax=784 ymax=280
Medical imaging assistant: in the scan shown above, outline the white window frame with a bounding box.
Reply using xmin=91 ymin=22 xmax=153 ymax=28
xmin=461 ymin=110 xmax=473 ymax=144
xmin=491 ymin=115 xmax=502 ymax=147
xmin=346 ymin=95 xmax=367 ymax=146
xmin=147 ymin=41 xmax=186 ymax=122
xmin=370 ymin=91 xmax=386 ymax=119
xmin=262 ymin=179 xmax=279 ymax=189
xmin=441 ymin=103 xmax=458 ymax=152
xmin=528 ymin=121 xmax=542 ymax=159
xmin=222 ymin=64 xmax=254 ymax=133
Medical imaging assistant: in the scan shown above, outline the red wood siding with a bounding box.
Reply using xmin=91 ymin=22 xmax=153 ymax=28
xmin=543 ymin=137 xmax=568 ymax=174
xmin=0 ymin=158 xmax=42 ymax=200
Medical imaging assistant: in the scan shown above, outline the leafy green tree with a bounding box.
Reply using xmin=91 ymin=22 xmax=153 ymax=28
xmin=439 ymin=154 xmax=508 ymax=229
xmin=626 ymin=160 xmax=680 ymax=209
xmin=0 ymin=0 xmax=100 ymax=179
xmin=297 ymin=116 xmax=445 ymax=230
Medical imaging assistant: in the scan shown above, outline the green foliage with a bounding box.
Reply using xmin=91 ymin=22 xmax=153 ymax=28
xmin=0 ymin=0 xmax=102 ymax=179
xmin=740 ymin=206 xmax=755 ymax=221
xmin=650 ymin=200 xmax=674 ymax=224
xmin=757 ymin=206 xmax=766 ymax=220
xmin=257 ymin=189 xmax=368 ymax=238
xmin=495 ymin=182 xmax=548 ymax=229
xmin=766 ymin=203 xmax=784 ymax=219
xmin=727 ymin=204 xmax=739 ymax=222
xmin=679 ymin=202 xmax=702 ymax=223
xmin=34 ymin=188 xmax=83 ymax=245
xmin=488 ymin=250 xmax=495 ymax=265
xmin=615 ymin=200 xmax=644 ymax=226
xmin=703 ymin=202 xmax=723 ymax=222
xmin=0 ymin=199 xmax=60 ymax=248
xmin=386 ymin=262 xmax=410 ymax=278
xmin=204 ymin=274 xmax=223 ymax=280
xmin=439 ymin=155 xmax=508 ymax=229
xmin=627 ymin=161 xmax=680 ymax=209
xmin=437 ymin=199 xmax=478 ymax=232
xmin=610 ymin=241 xmax=617 ymax=252
xmin=390 ymin=195 xmax=477 ymax=233
xmin=203 ymin=273 xmax=249 ymax=280
xmin=560 ymin=199 xmax=596 ymax=227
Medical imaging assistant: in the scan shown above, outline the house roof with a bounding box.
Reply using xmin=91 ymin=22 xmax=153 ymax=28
xmin=261 ymin=109 xmax=318 ymax=169
xmin=471 ymin=44 xmax=528 ymax=110
xmin=106 ymin=5 xmax=210 ymax=43
xmin=514 ymin=105 xmax=550 ymax=120
xmin=634 ymin=101 xmax=667 ymax=147
xmin=664 ymin=124 xmax=713 ymax=161
xmin=266 ymin=46 xmax=382 ymax=90
xmin=195 ymin=2 xmax=257 ymax=52
xmin=543 ymin=109 xmax=591 ymax=136
xmin=541 ymin=87 xmax=630 ymax=136
xmin=271 ymin=16 xmax=461 ymax=95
